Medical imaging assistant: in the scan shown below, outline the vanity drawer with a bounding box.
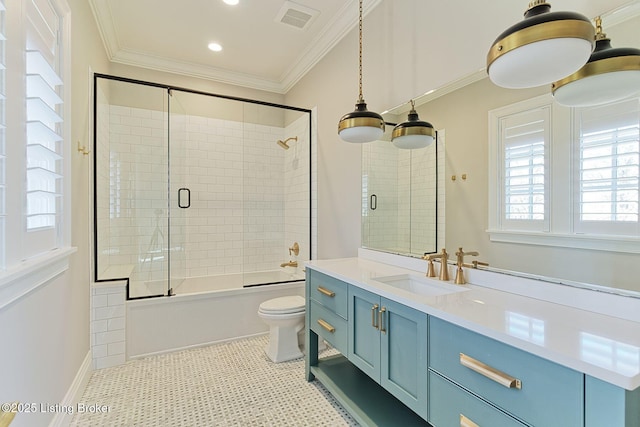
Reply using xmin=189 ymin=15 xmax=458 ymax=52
xmin=308 ymin=269 xmax=348 ymax=319
xmin=429 ymin=371 xmax=526 ymax=427
xmin=429 ymin=317 xmax=583 ymax=427
xmin=309 ymin=300 xmax=347 ymax=354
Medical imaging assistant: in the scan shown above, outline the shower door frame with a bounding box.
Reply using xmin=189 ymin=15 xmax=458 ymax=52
xmin=92 ymin=73 xmax=314 ymax=300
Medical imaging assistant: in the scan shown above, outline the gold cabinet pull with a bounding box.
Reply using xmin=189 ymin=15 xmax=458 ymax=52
xmin=317 ymin=318 xmax=335 ymax=333
xmin=379 ymin=306 xmax=387 ymax=334
xmin=459 ymin=353 xmax=522 ymax=389
xmin=460 ymin=414 xmax=480 ymax=427
xmin=371 ymin=304 xmax=379 ymax=329
xmin=317 ymin=286 xmax=335 ymax=297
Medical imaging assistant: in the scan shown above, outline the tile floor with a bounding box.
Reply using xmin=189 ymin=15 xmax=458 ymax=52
xmin=71 ymin=335 xmax=358 ymax=426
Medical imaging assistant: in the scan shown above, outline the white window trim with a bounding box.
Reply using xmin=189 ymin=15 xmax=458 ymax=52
xmin=0 ymin=246 xmax=76 ymax=311
xmin=488 ymin=94 xmax=640 ymax=254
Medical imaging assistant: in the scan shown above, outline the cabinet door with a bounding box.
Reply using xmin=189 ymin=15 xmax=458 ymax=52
xmin=348 ymin=286 xmax=381 ymax=382
xmin=380 ymin=297 xmax=428 ymax=419
xmin=585 ymin=376 xmax=640 ymax=427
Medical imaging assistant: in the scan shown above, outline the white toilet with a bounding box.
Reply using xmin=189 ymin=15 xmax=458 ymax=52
xmin=258 ymin=295 xmax=306 ymax=363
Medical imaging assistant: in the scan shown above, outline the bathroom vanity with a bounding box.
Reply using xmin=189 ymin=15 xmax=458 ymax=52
xmin=304 ymin=251 xmax=640 ymax=427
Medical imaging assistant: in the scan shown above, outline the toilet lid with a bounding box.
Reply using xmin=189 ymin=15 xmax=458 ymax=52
xmin=259 ymin=296 xmax=305 ymax=314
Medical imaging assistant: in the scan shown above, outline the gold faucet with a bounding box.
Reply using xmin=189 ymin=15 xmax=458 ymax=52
xmin=423 ymin=248 xmax=449 ymax=281
xmin=289 ymin=242 xmax=299 ymax=256
xmin=280 ymin=260 xmax=298 ymax=268
xmin=454 ymin=247 xmax=479 ymax=285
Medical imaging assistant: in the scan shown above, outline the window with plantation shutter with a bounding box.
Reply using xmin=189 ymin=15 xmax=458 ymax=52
xmin=0 ymin=0 xmax=72 ymax=303
xmin=574 ymin=98 xmax=640 ymax=236
xmin=489 ymin=94 xmax=640 ymax=254
xmin=501 ymin=107 xmax=549 ymax=230
xmin=489 ymin=97 xmax=551 ymax=234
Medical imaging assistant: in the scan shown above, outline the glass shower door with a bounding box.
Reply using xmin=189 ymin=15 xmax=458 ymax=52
xmin=94 ymin=77 xmax=171 ymax=298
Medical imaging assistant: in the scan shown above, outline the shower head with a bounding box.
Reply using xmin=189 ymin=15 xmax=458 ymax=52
xmin=277 ymin=136 xmax=297 ymax=150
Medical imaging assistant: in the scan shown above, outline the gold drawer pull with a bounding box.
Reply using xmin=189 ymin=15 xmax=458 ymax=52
xmin=371 ymin=304 xmax=379 ymax=329
xmin=317 ymin=286 xmax=335 ymax=297
xmin=460 ymin=414 xmax=479 ymax=427
xmin=460 ymin=353 xmax=522 ymax=389
xmin=317 ymin=318 xmax=335 ymax=333
xmin=379 ymin=306 xmax=387 ymax=334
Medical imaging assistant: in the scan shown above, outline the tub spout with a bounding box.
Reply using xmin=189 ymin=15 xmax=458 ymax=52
xmin=280 ymin=261 xmax=298 ymax=268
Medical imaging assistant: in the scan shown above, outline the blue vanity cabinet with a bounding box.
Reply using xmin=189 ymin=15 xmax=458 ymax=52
xmin=348 ymin=285 xmax=429 ymax=419
xmin=585 ymin=376 xmax=640 ymax=427
xmin=429 ymin=316 xmax=584 ymax=427
xmin=307 ymin=269 xmax=349 ymax=355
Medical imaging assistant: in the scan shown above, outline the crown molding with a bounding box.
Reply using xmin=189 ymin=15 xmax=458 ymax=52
xmin=599 ymin=0 xmax=640 ymax=27
xmin=88 ymin=0 xmax=119 ymax=59
xmin=88 ymin=0 xmax=382 ymax=94
xmin=111 ymin=48 xmax=285 ymax=93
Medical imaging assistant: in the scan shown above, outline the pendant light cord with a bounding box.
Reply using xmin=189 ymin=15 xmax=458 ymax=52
xmin=358 ymin=0 xmax=364 ymax=103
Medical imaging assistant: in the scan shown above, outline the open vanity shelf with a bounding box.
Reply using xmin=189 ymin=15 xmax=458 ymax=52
xmin=309 ymin=355 xmax=429 ymax=426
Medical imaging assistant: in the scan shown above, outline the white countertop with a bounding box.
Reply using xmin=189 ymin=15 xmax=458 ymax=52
xmin=306 ymin=256 xmax=640 ymax=391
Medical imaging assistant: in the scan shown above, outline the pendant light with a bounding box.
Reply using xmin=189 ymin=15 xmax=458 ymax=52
xmin=552 ymin=16 xmax=640 ymax=107
xmin=337 ymin=0 xmax=385 ymax=143
xmin=487 ymin=0 xmax=595 ymax=89
xmin=391 ymin=100 xmax=435 ymax=149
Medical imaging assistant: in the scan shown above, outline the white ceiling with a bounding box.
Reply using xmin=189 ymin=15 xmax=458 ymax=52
xmin=89 ymin=0 xmax=640 ymax=95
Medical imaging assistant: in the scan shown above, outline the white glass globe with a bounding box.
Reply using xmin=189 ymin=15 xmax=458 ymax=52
xmin=553 ymin=70 xmax=640 ymax=107
xmin=339 ymin=126 xmax=384 ymax=143
xmin=489 ymin=38 xmax=593 ymax=89
xmin=392 ymin=134 xmax=434 ymax=150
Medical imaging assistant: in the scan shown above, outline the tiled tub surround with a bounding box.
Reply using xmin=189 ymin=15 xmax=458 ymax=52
xmin=306 ymin=250 xmax=640 ymax=390
xmin=95 ymin=102 xmax=311 ymax=295
xmin=91 ymin=282 xmax=127 ymax=369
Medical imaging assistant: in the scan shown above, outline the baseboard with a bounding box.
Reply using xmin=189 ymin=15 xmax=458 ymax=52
xmin=128 ymin=332 xmax=269 ymax=360
xmin=49 ymin=350 xmax=92 ymax=427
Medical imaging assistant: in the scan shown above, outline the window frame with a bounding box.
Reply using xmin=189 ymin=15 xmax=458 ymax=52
xmin=0 ymin=0 xmax=74 ymax=308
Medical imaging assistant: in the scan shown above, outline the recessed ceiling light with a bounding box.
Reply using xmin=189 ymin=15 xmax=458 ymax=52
xmin=223 ymin=0 xmax=239 ymax=5
xmin=208 ymin=42 xmax=222 ymax=52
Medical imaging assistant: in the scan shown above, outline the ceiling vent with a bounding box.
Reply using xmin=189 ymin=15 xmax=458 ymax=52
xmin=275 ymin=1 xmax=319 ymax=30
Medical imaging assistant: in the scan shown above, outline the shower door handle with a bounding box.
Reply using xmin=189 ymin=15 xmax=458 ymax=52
xmin=370 ymin=194 xmax=377 ymax=210
xmin=178 ymin=188 xmax=190 ymax=208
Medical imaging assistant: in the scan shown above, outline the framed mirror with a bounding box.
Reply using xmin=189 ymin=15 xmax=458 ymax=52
xmin=361 ymin=9 xmax=640 ymax=296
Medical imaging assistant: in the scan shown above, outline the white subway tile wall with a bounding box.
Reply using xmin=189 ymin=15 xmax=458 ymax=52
xmin=91 ymin=283 xmax=126 ymax=369
xmin=97 ymin=104 xmax=311 ymax=288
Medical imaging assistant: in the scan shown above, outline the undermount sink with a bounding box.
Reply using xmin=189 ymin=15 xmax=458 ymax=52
xmin=372 ymin=274 xmax=469 ymax=297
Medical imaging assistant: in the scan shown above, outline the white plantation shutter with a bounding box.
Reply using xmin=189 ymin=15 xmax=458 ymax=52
xmin=574 ymin=98 xmax=640 ymax=236
xmin=499 ymin=106 xmax=550 ymax=231
xmin=24 ymin=0 xmax=64 ymax=254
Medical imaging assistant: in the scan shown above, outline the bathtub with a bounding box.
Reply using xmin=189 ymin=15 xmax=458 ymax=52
xmin=173 ymin=269 xmax=305 ymax=295
xmin=126 ymin=270 xmax=305 ymax=359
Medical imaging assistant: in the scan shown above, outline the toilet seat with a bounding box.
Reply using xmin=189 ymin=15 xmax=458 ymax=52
xmin=258 ymin=295 xmax=305 ymax=315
